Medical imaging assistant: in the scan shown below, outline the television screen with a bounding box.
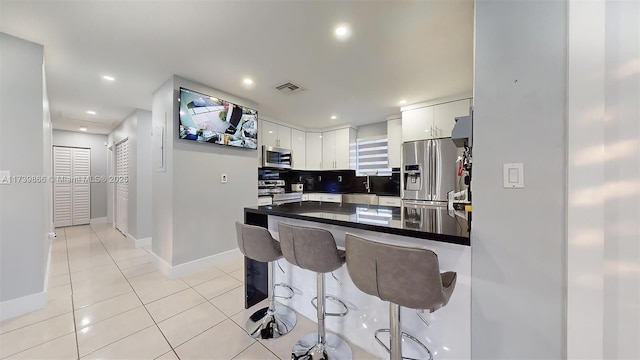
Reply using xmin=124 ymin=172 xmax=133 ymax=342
xmin=178 ymin=87 xmax=258 ymax=150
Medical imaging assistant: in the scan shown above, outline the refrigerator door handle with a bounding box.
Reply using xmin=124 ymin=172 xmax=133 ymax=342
xmin=425 ymin=141 xmax=432 ymax=201
xmin=433 ymin=140 xmax=440 ymax=200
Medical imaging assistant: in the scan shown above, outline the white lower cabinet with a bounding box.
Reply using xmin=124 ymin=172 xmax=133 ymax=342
xmin=320 ymin=194 xmax=342 ymax=203
xmin=303 ymin=193 xmax=342 ymax=203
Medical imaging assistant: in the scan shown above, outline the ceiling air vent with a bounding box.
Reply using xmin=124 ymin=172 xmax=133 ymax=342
xmin=275 ymin=81 xmax=306 ymax=95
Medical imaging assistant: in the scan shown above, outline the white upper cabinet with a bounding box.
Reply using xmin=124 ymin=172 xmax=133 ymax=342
xmin=402 ymin=98 xmax=471 ymax=142
xmin=433 ymin=98 xmax=471 ymax=139
xmin=322 ymin=128 xmax=357 ymax=169
xmin=261 ymin=120 xmax=278 ymax=146
xmin=261 ymin=120 xmax=291 ymax=149
xmin=322 ymin=130 xmax=336 ymax=169
xmin=277 ymin=124 xmax=291 ymax=149
xmin=387 ymin=117 xmax=402 ymax=168
xmin=402 ymin=106 xmax=435 ymax=142
xmin=306 ymin=132 xmax=323 ymax=170
xmin=291 ymin=128 xmax=306 ymax=169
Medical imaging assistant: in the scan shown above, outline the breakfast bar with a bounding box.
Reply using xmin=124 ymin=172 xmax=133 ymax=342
xmin=243 ymin=202 xmax=470 ymax=359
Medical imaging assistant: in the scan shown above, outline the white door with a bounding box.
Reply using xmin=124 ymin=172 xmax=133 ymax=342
xmin=71 ymin=148 xmax=91 ymax=225
xmin=53 ymin=146 xmax=91 ymax=227
xmin=53 ymin=147 xmax=73 ymax=227
xmin=115 ymin=139 xmax=129 ymax=235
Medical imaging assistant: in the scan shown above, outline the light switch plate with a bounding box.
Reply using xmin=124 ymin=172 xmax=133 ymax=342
xmin=221 ymin=173 xmax=228 ymax=183
xmin=503 ymin=163 xmax=524 ymax=188
xmin=0 ymin=170 xmax=10 ymax=185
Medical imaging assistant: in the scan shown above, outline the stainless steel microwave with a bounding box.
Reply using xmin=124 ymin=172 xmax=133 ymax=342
xmin=262 ymin=146 xmax=292 ymax=169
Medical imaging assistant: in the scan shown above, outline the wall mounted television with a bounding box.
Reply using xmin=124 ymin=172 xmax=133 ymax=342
xmin=178 ymin=87 xmax=258 ymax=150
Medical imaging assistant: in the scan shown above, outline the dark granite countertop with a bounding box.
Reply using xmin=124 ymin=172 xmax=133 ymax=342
xmin=245 ymin=202 xmax=470 ymax=246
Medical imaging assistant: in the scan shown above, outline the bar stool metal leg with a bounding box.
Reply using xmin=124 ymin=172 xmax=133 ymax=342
xmin=390 ymin=303 xmax=402 ymax=360
xmin=245 ymin=260 xmax=296 ymax=339
xmin=374 ymin=304 xmax=433 ymax=360
xmin=292 ymin=273 xmax=352 ymax=360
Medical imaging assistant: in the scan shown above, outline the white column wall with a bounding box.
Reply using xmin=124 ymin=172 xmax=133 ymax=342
xmin=602 ymin=1 xmax=640 ymax=358
xmin=567 ymin=1 xmax=640 ymax=358
xmin=472 ymin=1 xmax=567 ymax=358
xmin=566 ymin=1 xmax=605 ymax=358
xmin=151 ymin=76 xmax=259 ymax=274
xmin=0 ymin=33 xmax=50 ymax=319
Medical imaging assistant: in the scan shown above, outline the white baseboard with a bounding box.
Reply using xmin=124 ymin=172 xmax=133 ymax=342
xmin=149 ymin=248 xmax=242 ymax=279
xmin=0 ymin=291 xmax=47 ymax=321
xmin=125 ymin=234 xmax=152 ymax=249
xmin=149 ymin=250 xmax=172 ymax=278
xmin=43 ymin=236 xmax=53 ymax=291
xmin=90 ymin=217 xmax=108 ymax=225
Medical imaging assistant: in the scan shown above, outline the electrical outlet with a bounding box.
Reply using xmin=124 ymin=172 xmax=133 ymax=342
xmin=221 ymin=173 xmax=228 ymax=183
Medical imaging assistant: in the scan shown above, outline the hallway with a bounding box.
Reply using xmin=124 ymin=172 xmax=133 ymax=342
xmin=0 ymin=223 xmax=371 ymax=359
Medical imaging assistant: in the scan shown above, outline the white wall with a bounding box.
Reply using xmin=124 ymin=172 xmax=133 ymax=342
xmin=566 ymin=1 xmax=605 ymax=358
xmin=357 ymin=121 xmax=387 ymax=139
xmin=151 ymin=78 xmax=175 ymax=263
xmin=107 ymin=109 xmax=152 ymax=241
xmin=152 ymin=76 xmax=258 ymax=270
xmin=472 ymin=2 xmax=567 ymax=358
xmin=567 ymin=1 xmax=640 ymax=359
xmin=52 ymin=130 xmax=108 ymax=219
xmin=601 ymin=1 xmax=640 ymax=357
xmin=136 ymin=110 xmax=152 ymax=240
xmin=0 ymin=33 xmax=50 ymax=316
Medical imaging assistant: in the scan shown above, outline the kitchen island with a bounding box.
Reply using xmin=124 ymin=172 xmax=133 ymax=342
xmin=243 ymin=202 xmax=470 ymax=359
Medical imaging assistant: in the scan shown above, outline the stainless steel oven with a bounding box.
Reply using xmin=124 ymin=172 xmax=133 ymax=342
xmin=262 ymin=146 xmax=292 ymax=169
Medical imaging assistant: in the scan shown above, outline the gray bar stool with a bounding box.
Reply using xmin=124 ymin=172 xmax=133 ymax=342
xmin=235 ymin=222 xmax=297 ymax=339
xmin=345 ymin=234 xmax=456 ymax=360
xmin=278 ymin=222 xmax=352 ymax=360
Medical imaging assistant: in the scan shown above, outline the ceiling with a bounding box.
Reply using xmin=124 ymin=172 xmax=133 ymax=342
xmin=0 ymin=1 xmax=473 ymax=134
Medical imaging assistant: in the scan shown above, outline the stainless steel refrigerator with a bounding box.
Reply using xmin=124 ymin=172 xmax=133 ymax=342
xmin=401 ymin=138 xmax=458 ymax=204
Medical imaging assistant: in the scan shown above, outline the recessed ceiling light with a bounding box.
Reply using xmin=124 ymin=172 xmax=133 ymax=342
xmin=331 ymin=115 xmax=337 ymax=120
xmin=86 ymin=110 xmax=96 ymax=115
xmin=102 ymin=75 xmax=115 ymax=81
xmin=243 ymin=78 xmax=253 ymax=85
xmin=79 ymin=127 xmax=87 ymax=132
xmin=399 ymin=99 xmax=407 ymax=105
xmin=335 ymin=25 xmax=351 ymax=39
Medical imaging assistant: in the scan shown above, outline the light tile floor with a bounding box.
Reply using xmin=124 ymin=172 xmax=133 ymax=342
xmin=0 ymin=223 xmax=376 ymax=359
